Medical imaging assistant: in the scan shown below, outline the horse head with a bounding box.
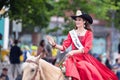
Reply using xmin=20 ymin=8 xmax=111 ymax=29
xmin=22 ymin=53 xmax=45 ymax=80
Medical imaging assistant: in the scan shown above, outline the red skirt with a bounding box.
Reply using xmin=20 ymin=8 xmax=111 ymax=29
xmin=65 ymin=53 xmax=118 ymax=80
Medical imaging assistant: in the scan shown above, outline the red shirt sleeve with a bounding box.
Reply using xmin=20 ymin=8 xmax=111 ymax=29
xmin=62 ymin=33 xmax=72 ymax=51
xmin=83 ymin=31 xmax=93 ymax=53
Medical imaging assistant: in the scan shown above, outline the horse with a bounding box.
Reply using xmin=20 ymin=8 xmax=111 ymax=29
xmin=22 ymin=53 xmax=64 ymax=80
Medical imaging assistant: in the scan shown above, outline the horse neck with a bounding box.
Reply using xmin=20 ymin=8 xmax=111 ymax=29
xmin=39 ymin=59 xmax=62 ymax=79
xmin=33 ymin=63 xmax=46 ymax=80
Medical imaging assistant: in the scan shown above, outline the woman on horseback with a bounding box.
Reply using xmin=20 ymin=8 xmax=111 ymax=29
xmin=47 ymin=10 xmax=118 ymax=80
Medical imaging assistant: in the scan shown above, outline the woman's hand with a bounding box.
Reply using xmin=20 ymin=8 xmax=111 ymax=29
xmin=46 ymin=35 xmax=56 ymax=46
xmin=66 ymin=49 xmax=83 ymax=57
xmin=66 ymin=51 xmax=74 ymax=57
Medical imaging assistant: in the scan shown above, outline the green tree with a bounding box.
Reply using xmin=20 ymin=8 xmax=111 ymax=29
xmin=50 ymin=0 xmax=120 ymax=33
xmin=90 ymin=0 xmax=120 ymax=29
xmin=1 ymin=0 xmax=120 ymax=33
xmin=0 ymin=0 xmax=54 ymax=32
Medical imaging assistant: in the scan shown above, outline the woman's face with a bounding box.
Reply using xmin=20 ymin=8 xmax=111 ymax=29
xmin=75 ymin=17 xmax=85 ymax=28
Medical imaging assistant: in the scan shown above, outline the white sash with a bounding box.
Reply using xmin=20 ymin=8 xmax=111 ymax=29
xmin=69 ymin=29 xmax=84 ymax=49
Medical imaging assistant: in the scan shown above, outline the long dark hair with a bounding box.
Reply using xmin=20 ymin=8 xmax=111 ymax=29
xmin=84 ymin=20 xmax=93 ymax=31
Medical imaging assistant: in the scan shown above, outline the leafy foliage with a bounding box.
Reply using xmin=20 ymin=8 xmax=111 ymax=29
xmin=1 ymin=0 xmax=120 ymax=32
xmin=10 ymin=0 xmax=54 ymax=29
xmin=0 ymin=0 xmax=54 ymax=32
xmin=50 ymin=0 xmax=120 ymax=30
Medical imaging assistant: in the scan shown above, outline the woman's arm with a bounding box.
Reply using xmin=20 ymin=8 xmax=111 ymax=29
xmin=46 ymin=33 xmax=72 ymax=51
xmin=83 ymin=31 xmax=93 ymax=53
xmin=66 ymin=49 xmax=84 ymax=57
xmin=46 ymin=35 xmax=64 ymax=50
xmin=54 ymin=44 xmax=64 ymax=50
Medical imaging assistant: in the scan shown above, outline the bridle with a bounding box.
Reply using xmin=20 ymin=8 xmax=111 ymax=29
xmin=25 ymin=60 xmax=40 ymax=80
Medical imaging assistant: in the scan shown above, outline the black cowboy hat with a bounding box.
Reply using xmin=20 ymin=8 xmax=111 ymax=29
xmin=71 ymin=10 xmax=93 ymax=24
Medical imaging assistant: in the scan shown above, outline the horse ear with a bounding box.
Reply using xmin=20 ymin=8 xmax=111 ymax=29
xmin=35 ymin=54 xmax=41 ymax=62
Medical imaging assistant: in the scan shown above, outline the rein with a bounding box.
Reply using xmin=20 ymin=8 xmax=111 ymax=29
xmin=58 ymin=56 xmax=66 ymax=67
xmin=26 ymin=60 xmax=40 ymax=80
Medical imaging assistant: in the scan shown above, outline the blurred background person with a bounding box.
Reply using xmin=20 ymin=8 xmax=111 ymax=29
xmin=112 ymin=57 xmax=120 ymax=79
xmin=105 ymin=54 xmax=112 ymax=70
xmin=36 ymin=39 xmax=48 ymax=58
xmin=51 ymin=46 xmax=58 ymax=64
xmin=0 ymin=68 xmax=9 ymax=80
xmin=22 ymin=45 xmax=31 ymax=62
xmin=9 ymin=40 xmax=22 ymax=79
xmin=55 ymin=39 xmax=67 ymax=66
xmin=118 ymin=42 xmax=120 ymax=54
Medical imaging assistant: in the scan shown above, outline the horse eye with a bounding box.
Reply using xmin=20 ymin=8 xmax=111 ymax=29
xmin=31 ymin=69 xmax=35 ymax=72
